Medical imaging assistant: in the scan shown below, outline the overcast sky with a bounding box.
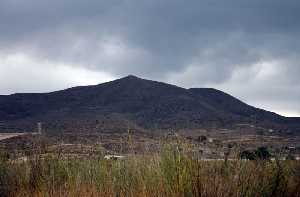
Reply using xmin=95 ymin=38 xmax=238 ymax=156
xmin=0 ymin=0 xmax=299 ymax=117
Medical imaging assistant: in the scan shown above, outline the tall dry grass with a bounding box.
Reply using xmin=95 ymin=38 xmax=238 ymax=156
xmin=0 ymin=145 xmax=299 ymax=197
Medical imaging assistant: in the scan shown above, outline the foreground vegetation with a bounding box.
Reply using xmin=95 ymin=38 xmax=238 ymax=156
xmin=0 ymin=145 xmax=300 ymax=197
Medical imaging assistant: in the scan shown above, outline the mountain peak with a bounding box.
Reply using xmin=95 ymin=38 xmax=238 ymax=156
xmin=123 ymin=75 xmax=141 ymax=80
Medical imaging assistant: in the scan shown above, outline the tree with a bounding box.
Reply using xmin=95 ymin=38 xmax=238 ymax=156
xmin=255 ymin=147 xmax=271 ymax=160
xmin=240 ymin=147 xmax=272 ymax=160
xmin=240 ymin=150 xmax=256 ymax=160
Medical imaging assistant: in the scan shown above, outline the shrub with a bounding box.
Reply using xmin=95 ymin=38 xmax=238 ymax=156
xmin=240 ymin=150 xmax=256 ymax=160
xmin=240 ymin=147 xmax=272 ymax=160
xmin=255 ymin=147 xmax=272 ymax=160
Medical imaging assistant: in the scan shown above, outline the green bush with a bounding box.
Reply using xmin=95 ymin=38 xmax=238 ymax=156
xmin=240 ymin=147 xmax=272 ymax=160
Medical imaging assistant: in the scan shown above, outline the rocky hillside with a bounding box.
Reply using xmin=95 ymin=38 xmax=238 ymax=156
xmin=0 ymin=75 xmax=299 ymax=134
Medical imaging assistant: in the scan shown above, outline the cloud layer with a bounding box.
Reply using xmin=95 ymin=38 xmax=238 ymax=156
xmin=0 ymin=0 xmax=299 ymax=116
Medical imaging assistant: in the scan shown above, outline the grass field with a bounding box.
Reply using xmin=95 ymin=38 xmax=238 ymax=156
xmin=0 ymin=143 xmax=299 ymax=197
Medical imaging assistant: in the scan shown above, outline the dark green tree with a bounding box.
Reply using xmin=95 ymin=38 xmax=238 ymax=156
xmin=254 ymin=147 xmax=271 ymax=160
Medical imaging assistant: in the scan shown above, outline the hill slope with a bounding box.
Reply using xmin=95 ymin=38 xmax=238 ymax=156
xmin=0 ymin=75 xmax=299 ymax=134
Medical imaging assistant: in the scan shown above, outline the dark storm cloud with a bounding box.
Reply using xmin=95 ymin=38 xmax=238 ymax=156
xmin=0 ymin=0 xmax=299 ymax=116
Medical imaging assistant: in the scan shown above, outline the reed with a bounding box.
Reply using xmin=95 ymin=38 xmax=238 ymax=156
xmin=0 ymin=145 xmax=299 ymax=197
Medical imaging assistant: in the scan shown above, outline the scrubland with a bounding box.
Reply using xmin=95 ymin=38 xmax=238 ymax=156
xmin=0 ymin=143 xmax=299 ymax=197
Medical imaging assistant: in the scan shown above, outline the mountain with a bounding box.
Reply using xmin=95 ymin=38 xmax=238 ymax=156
xmin=0 ymin=75 xmax=299 ymax=134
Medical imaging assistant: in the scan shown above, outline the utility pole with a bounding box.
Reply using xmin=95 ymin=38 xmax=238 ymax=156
xmin=37 ymin=122 xmax=42 ymax=135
